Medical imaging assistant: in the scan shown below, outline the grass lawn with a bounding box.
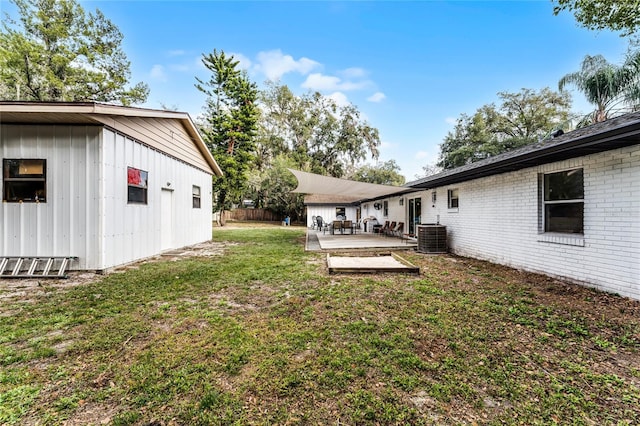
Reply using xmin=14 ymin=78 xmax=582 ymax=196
xmin=1 ymin=226 xmax=639 ymax=425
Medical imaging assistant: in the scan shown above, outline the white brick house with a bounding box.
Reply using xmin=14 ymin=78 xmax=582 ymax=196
xmin=404 ymin=113 xmax=640 ymax=300
xmin=292 ymin=112 xmax=640 ymax=300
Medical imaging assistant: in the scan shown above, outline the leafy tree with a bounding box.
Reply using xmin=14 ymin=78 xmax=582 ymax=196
xmin=0 ymin=0 xmax=148 ymax=104
xmin=247 ymin=155 xmax=305 ymax=221
xmin=437 ymin=110 xmax=494 ymax=170
xmin=196 ymin=50 xmax=259 ymax=225
xmin=258 ymin=82 xmax=381 ymax=177
xmin=552 ymin=0 xmax=640 ymax=36
xmin=416 ymin=163 xmax=442 ymax=180
xmin=349 ymin=160 xmax=405 ymax=186
xmin=559 ymin=51 xmax=640 ymax=124
xmin=438 ymin=88 xmax=571 ymax=169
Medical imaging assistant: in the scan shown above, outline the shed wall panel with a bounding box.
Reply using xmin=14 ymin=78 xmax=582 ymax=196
xmin=100 ymin=128 xmax=212 ymax=270
xmin=0 ymin=124 xmax=101 ymax=269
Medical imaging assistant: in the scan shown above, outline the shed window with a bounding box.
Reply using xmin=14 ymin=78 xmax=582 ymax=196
xmin=336 ymin=207 xmax=346 ymax=220
xmin=448 ymin=189 xmax=459 ymax=209
xmin=383 ymin=200 xmax=388 ymax=216
xmin=2 ymin=159 xmax=46 ymax=203
xmin=127 ymin=167 xmax=148 ymax=204
xmin=542 ymin=169 xmax=583 ymax=233
xmin=192 ymin=185 xmax=201 ymax=208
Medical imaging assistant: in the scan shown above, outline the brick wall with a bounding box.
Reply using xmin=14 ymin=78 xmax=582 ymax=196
xmin=422 ymin=145 xmax=639 ymax=300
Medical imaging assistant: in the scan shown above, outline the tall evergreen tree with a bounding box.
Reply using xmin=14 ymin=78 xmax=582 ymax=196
xmin=0 ymin=0 xmax=148 ymax=104
xmin=196 ymin=50 xmax=259 ymax=224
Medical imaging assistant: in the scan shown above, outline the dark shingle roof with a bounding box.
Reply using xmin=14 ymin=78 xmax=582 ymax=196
xmin=406 ymin=111 xmax=640 ymax=189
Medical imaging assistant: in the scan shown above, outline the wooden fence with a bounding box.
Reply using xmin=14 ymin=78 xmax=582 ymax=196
xmin=223 ymin=208 xmax=281 ymax=222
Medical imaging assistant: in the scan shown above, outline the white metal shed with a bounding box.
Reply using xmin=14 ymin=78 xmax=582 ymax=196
xmin=0 ymin=101 xmax=222 ymax=271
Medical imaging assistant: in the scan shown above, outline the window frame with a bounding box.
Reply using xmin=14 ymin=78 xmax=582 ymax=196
xmin=447 ymin=188 xmax=459 ymax=209
xmin=541 ymin=168 xmax=584 ymax=234
xmin=383 ymin=200 xmax=389 ymax=216
xmin=127 ymin=166 xmax=148 ymax=205
xmin=192 ymin=185 xmax=201 ymax=209
xmin=335 ymin=206 xmax=346 ymax=219
xmin=2 ymin=159 xmax=47 ymax=203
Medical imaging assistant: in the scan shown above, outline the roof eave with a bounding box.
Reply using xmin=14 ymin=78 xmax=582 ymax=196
xmin=0 ymin=101 xmax=223 ymax=177
xmin=408 ymin=118 xmax=640 ymax=190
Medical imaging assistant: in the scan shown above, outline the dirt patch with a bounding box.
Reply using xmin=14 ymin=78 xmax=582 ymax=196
xmin=59 ymin=402 xmax=119 ymax=425
xmin=0 ymin=240 xmax=231 ymax=304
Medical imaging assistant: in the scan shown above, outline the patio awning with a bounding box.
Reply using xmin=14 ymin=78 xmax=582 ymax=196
xmin=288 ymin=169 xmax=406 ymax=200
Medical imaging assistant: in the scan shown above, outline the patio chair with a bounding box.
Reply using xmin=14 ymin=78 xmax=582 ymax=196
xmin=392 ymin=222 xmax=404 ymax=237
xmin=331 ymin=220 xmax=343 ymax=235
xmin=343 ymin=220 xmax=354 ymax=234
xmin=377 ymin=221 xmax=390 ymax=234
xmin=322 ymin=220 xmax=331 ymax=234
xmin=384 ymin=221 xmax=397 ymax=237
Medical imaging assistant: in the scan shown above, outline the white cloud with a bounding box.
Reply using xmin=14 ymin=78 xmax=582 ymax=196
xmin=445 ymin=116 xmax=457 ymax=125
xmin=327 ymin=91 xmax=350 ymax=108
xmin=254 ymin=49 xmax=320 ymax=81
xmin=302 ymin=73 xmax=371 ymax=92
xmin=229 ymin=52 xmax=252 ymax=71
xmin=367 ymin=92 xmax=386 ymax=103
xmin=150 ymin=64 xmax=167 ymax=82
xmin=167 ymin=49 xmax=186 ymax=57
xmin=301 ymin=73 xmax=341 ymax=91
xmin=340 ymin=67 xmax=367 ymax=78
xmin=380 ymin=140 xmax=396 ymax=150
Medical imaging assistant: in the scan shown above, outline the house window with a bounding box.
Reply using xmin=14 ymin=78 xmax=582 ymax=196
xmin=448 ymin=189 xmax=459 ymax=209
xmin=2 ymin=159 xmax=46 ymax=203
xmin=192 ymin=185 xmax=201 ymax=208
xmin=431 ymin=191 xmax=437 ymax=205
xmin=383 ymin=200 xmax=388 ymax=216
xmin=127 ymin=167 xmax=148 ymax=204
xmin=336 ymin=207 xmax=346 ymax=219
xmin=542 ymin=169 xmax=584 ymax=233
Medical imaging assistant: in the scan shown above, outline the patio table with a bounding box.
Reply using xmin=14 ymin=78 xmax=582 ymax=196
xmin=330 ymin=220 xmax=356 ymax=235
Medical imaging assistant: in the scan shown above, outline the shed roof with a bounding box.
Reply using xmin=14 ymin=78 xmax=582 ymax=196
xmin=406 ymin=111 xmax=640 ymax=189
xmin=0 ymin=101 xmax=222 ymax=176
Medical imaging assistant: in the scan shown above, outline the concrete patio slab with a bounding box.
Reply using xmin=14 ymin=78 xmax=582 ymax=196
xmin=308 ymin=229 xmax=417 ymax=251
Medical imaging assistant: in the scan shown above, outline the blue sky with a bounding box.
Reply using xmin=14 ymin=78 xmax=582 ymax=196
xmin=4 ymin=0 xmax=632 ymax=180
